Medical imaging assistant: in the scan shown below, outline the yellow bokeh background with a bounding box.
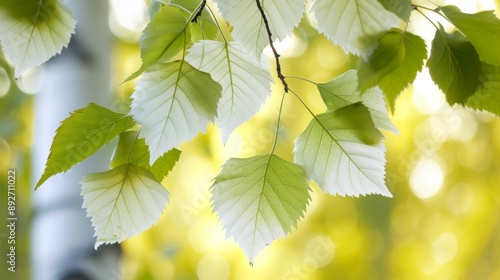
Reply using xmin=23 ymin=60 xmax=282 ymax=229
xmin=115 ymin=1 xmax=500 ymax=279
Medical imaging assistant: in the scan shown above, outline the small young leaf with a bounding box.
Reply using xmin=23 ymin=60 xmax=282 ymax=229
xmin=36 ymin=103 xmax=135 ymax=189
xmin=427 ymin=25 xmax=483 ymax=105
xmin=318 ymin=70 xmax=399 ymax=134
xmin=111 ymin=131 xmax=181 ymax=181
xmin=186 ymin=40 xmax=272 ymax=141
xmin=81 ymin=164 xmax=169 ymax=249
xmin=378 ymin=0 xmax=412 ymax=22
xmin=126 ymin=6 xmax=191 ymax=81
xmin=441 ymin=5 xmax=500 ymax=66
xmin=358 ymin=28 xmax=406 ymax=92
xmin=0 ymin=0 xmax=76 ymax=77
xmin=130 ymin=61 xmax=221 ymax=164
xmin=466 ymin=63 xmax=500 ymax=116
xmin=311 ymin=0 xmax=399 ymax=58
xmin=294 ymin=103 xmax=392 ymax=197
xmin=379 ymin=32 xmax=427 ymax=112
xmin=213 ymin=0 xmax=306 ymax=60
xmin=212 ymin=154 xmax=310 ymax=262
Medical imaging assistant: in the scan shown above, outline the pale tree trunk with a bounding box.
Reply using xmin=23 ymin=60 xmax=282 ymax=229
xmin=31 ymin=1 xmax=121 ymax=279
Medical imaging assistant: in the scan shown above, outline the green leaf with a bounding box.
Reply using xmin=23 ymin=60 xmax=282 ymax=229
xmin=130 ymin=61 xmax=221 ymax=163
xmin=427 ymin=25 xmax=483 ymax=105
xmin=81 ymin=164 xmax=169 ymax=249
xmin=441 ymin=5 xmax=500 ymax=66
xmin=148 ymin=0 xmax=165 ymax=19
xmin=126 ymin=6 xmax=191 ymax=81
xmin=466 ymin=63 xmax=500 ymax=116
xmin=294 ymin=103 xmax=391 ymax=197
xmin=378 ymin=0 xmax=412 ymax=22
xmin=111 ymin=131 xmax=181 ymax=181
xmin=379 ymin=31 xmax=427 ymax=112
xmin=213 ymin=0 xmax=306 ymax=60
xmin=211 ymin=154 xmax=310 ymax=262
xmin=318 ymin=70 xmax=398 ymax=134
xmin=358 ymin=28 xmax=406 ymax=92
xmin=189 ymin=11 xmax=219 ymax=43
xmin=170 ymin=0 xmax=202 ymax=13
xmin=186 ymin=40 xmax=272 ymax=141
xmin=0 ymin=0 xmax=76 ymax=77
xmin=311 ymin=0 xmax=399 ymax=58
xmin=36 ymin=103 xmax=135 ymax=189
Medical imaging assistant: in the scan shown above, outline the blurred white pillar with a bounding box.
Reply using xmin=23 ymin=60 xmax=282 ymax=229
xmin=31 ymin=0 xmax=121 ymax=279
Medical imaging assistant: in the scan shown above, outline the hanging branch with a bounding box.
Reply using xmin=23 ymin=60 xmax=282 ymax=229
xmin=255 ymin=0 xmax=288 ymax=92
xmin=191 ymin=0 xmax=207 ymax=23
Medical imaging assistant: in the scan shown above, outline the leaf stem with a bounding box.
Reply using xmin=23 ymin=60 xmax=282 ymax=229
xmin=269 ymin=90 xmax=287 ymax=156
xmin=288 ymin=88 xmax=317 ymax=120
xmin=191 ymin=0 xmax=206 ymax=23
xmin=167 ymin=3 xmax=191 ymax=14
xmin=412 ymin=4 xmax=437 ymax=13
xmin=413 ymin=4 xmax=451 ymax=24
xmin=414 ymin=8 xmax=440 ymax=31
xmin=206 ymin=5 xmax=229 ymax=43
xmin=285 ymin=75 xmax=319 ymax=85
xmin=255 ymin=0 xmax=288 ymax=92
xmin=126 ymin=130 xmax=141 ymax=165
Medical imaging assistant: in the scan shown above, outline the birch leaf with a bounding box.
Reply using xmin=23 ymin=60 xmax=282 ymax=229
xmin=212 ymin=154 xmax=310 ymax=262
xmin=81 ymin=164 xmax=169 ymax=249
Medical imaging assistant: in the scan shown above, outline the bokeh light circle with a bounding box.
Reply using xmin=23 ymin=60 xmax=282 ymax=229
xmin=410 ymin=159 xmax=445 ymax=199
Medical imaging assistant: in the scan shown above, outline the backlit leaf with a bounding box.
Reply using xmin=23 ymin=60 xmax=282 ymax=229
xmin=212 ymin=154 xmax=310 ymax=262
xmin=311 ymin=0 xmax=399 ymax=58
xmin=466 ymin=63 xmax=500 ymax=116
xmin=36 ymin=103 xmax=135 ymax=189
xmin=441 ymin=5 xmax=500 ymax=66
xmin=358 ymin=28 xmax=405 ymax=92
xmin=294 ymin=103 xmax=391 ymax=197
xmin=111 ymin=131 xmax=181 ymax=181
xmin=427 ymin=25 xmax=483 ymax=105
xmin=130 ymin=61 xmax=221 ymax=164
xmin=186 ymin=40 xmax=272 ymax=141
xmin=378 ymin=0 xmax=412 ymax=22
xmin=213 ymin=0 xmax=306 ymax=60
xmin=318 ymin=70 xmax=399 ymax=134
xmin=189 ymin=10 xmax=219 ymax=43
xmin=126 ymin=6 xmax=190 ymax=81
xmin=171 ymin=0 xmax=202 ymax=13
xmin=379 ymin=31 xmax=427 ymax=112
xmin=81 ymin=164 xmax=169 ymax=249
xmin=0 ymin=0 xmax=76 ymax=77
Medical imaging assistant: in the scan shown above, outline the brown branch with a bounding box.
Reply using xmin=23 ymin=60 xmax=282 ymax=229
xmin=191 ymin=0 xmax=207 ymax=23
xmin=255 ymin=0 xmax=288 ymax=92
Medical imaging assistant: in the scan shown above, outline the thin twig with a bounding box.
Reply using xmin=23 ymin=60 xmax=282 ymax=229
xmin=191 ymin=0 xmax=206 ymax=23
xmin=255 ymin=0 xmax=288 ymax=92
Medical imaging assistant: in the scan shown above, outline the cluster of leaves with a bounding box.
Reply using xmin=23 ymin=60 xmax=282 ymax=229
xmin=1 ymin=0 xmax=499 ymax=262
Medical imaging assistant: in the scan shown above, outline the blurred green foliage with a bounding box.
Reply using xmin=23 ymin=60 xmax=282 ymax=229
xmin=0 ymin=51 xmax=32 ymax=280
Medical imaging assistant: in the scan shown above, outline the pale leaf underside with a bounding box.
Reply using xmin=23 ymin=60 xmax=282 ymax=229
xmin=318 ymin=70 xmax=399 ymax=134
xmin=186 ymin=40 xmax=272 ymax=141
xmin=212 ymin=154 xmax=310 ymax=262
xmin=311 ymin=0 xmax=399 ymax=58
xmin=294 ymin=105 xmax=392 ymax=197
xmin=130 ymin=61 xmax=221 ymax=163
xmin=81 ymin=164 xmax=169 ymax=248
xmin=213 ymin=0 xmax=306 ymax=60
xmin=0 ymin=0 xmax=76 ymax=77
